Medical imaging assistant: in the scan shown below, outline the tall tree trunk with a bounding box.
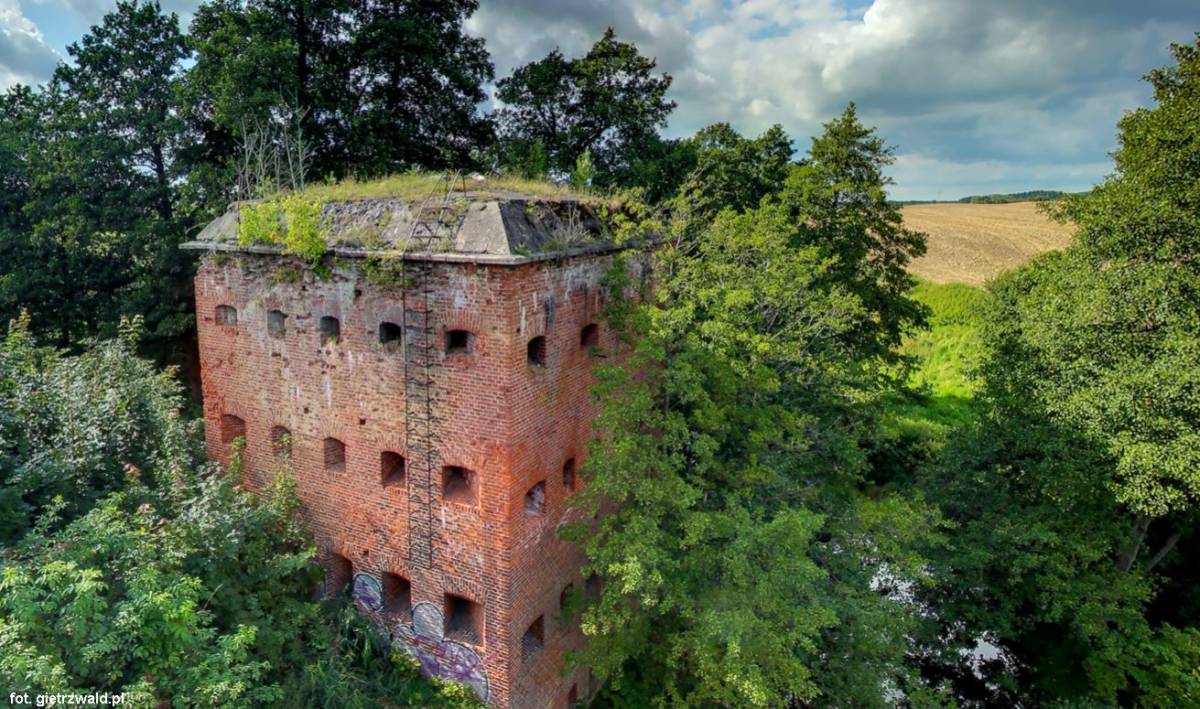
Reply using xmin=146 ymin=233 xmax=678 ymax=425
xmin=1144 ymin=530 xmax=1181 ymax=572
xmin=1117 ymin=514 xmax=1151 ymax=573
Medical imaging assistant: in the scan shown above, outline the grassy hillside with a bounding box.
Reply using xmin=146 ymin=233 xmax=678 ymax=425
xmin=901 ymin=201 xmax=1074 ymax=285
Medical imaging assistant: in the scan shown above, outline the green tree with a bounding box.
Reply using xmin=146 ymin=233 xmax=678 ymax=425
xmin=672 ymin=122 xmax=794 ymax=225
xmin=344 ymin=0 xmax=494 ymax=174
xmin=914 ymin=36 xmax=1200 ymax=706
xmin=571 ymin=192 xmax=940 ymax=704
xmin=0 ymin=1 xmax=195 ymax=353
xmin=494 ymin=28 xmax=675 ymax=184
xmin=778 ymin=103 xmax=927 ymax=359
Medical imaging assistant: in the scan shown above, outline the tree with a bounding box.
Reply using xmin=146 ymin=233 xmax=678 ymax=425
xmin=569 ymin=191 xmax=941 ymax=704
xmin=344 ymin=0 xmax=494 ymax=174
xmin=914 ymin=35 xmax=1200 ymax=706
xmin=778 ymin=103 xmax=927 ymax=359
xmin=672 ymin=122 xmax=794 ymax=223
xmin=0 ymin=1 xmax=195 ymax=354
xmin=494 ymin=28 xmax=675 ymax=184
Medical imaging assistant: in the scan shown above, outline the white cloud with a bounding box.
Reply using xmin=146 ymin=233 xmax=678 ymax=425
xmin=0 ymin=0 xmax=61 ymax=89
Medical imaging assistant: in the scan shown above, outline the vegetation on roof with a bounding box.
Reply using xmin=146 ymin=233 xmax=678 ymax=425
xmin=296 ymin=172 xmax=598 ymax=203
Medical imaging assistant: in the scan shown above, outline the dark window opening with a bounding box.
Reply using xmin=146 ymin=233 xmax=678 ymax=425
xmin=270 ymin=425 xmax=291 ymax=459
xmin=328 ymin=553 xmax=352 ymax=596
xmin=324 ymin=438 xmax=346 ymax=473
xmin=446 ymin=329 xmax=472 ymax=354
xmin=445 ymin=594 xmax=482 ymax=644
xmin=215 ymin=304 xmax=237 ymax=326
xmin=319 ymin=316 xmax=340 ymax=344
xmin=268 ymin=309 xmax=287 ymax=338
xmin=527 ymin=336 xmax=546 ymax=367
xmin=562 ymin=458 xmax=576 ymax=491
xmin=379 ymin=322 xmax=402 ymax=351
xmin=560 ymin=582 xmax=575 ymax=611
xmin=525 ymin=481 xmax=546 ymax=515
xmin=442 ymin=466 xmax=477 ymax=505
xmin=567 ymin=685 xmax=578 ymax=707
xmin=522 ymin=615 xmax=545 ymax=662
xmin=220 ymin=414 xmax=246 ymax=445
xmin=580 ymin=323 xmax=599 ymax=349
xmin=383 ymin=573 xmax=412 ymax=619
xmin=381 ymin=451 xmax=405 ymax=487
xmin=585 ymin=573 xmax=602 ymax=601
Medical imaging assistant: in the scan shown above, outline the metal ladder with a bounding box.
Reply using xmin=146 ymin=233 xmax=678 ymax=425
xmin=402 ymin=173 xmax=466 ymax=570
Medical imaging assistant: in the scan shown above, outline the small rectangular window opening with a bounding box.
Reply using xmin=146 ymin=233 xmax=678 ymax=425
xmin=220 ymin=414 xmax=246 ymax=445
xmin=580 ymin=323 xmax=599 ymax=349
xmin=268 ymin=309 xmax=287 ymax=338
xmin=446 ymin=329 xmax=471 ymax=354
xmin=379 ymin=322 xmax=403 ymax=351
xmin=442 ymin=466 xmax=478 ymax=505
xmin=328 ymin=553 xmax=352 ymax=597
xmin=324 ymin=437 xmax=346 ymax=473
xmin=525 ymin=481 xmax=546 ymax=515
xmin=527 ymin=335 xmax=546 ymax=367
xmin=522 ymin=615 xmax=545 ymax=662
xmin=445 ymin=594 xmax=483 ymax=644
xmin=319 ymin=316 xmax=341 ymax=344
xmin=381 ymin=451 xmax=405 ymax=486
xmin=215 ymin=304 xmax=238 ymax=326
xmin=383 ymin=573 xmax=412 ymax=619
xmin=270 ymin=425 xmax=291 ymax=459
xmin=562 ymin=458 xmax=576 ymax=491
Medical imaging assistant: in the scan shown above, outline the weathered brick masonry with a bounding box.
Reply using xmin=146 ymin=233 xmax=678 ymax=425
xmin=190 ymin=196 xmax=630 ymax=708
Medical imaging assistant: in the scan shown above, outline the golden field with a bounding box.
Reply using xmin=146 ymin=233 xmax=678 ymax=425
xmin=901 ymin=201 xmax=1076 ymax=285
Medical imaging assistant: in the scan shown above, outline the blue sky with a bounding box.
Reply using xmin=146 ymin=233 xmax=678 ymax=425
xmin=3 ymin=0 xmax=1198 ymax=200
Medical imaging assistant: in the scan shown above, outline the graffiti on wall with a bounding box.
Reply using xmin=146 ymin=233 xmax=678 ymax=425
xmin=394 ymin=602 xmax=490 ymax=703
xmin=352 ymin=572 xmax=383 ymax=611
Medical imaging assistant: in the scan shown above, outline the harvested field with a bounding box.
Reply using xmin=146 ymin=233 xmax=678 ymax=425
xmin=901 ymin=201 xmax=1076 ymax=285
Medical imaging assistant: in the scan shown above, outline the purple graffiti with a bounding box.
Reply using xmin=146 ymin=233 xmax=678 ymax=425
xmin=394 ymin=602 xmax=490 ymax=702
xmin=352 ymin=573 xmax=383 ymax=611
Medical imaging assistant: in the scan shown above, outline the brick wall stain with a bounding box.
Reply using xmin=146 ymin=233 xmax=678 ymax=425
xmin=195 ymin=251 xmax=633 ymax=708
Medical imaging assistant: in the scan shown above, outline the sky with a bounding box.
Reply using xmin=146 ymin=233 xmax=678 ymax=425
xmin=3 ymin=0 xmax=1198 ymax=200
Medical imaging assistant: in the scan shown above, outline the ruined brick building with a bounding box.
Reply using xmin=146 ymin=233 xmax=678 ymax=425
xmin=184 ymin=184 xmax=634 ymax=708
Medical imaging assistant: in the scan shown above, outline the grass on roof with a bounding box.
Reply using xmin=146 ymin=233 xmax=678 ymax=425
xmin=298 ymin=172 xmax=591 ymax=203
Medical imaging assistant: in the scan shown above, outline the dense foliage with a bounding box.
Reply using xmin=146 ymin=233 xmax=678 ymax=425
xmin=908 ymin=35 xmax=1200 ymax=707
xmin=568 ymin=107 xmax=940 ymax=706
xmin=0 ymin=319 xmax=477 ymax=707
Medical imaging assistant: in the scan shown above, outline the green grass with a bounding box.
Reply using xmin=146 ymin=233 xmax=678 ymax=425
xmin=885 ymin=280 xmax=991 ymax=438
xmin=298 ymin=172 xmax=595 ymax=203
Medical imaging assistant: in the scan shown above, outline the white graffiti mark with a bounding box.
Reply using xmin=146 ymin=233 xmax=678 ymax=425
xmin=394 ymin=602 xmax=490 ymax=703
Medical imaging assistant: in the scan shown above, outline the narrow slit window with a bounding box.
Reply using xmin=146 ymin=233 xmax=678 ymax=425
xmin=381 ymin=451 xmax=405 ymax=487
xmin=268 ymin=309 xmax=287 ymax=338
xmin=567 ymin=686 xmax=578 ymax=707
xmin=580 ymin=323 xmax=599 ymax=349
xmin=324 ymin=437 xmax=346 ymax=473
xmin=527 ymin=336 xmax=546 ymax=367
xmin=270 ymin=425 xmax=291 ymax=459
xmin=525 ymin=481 xmax=546 ymax=515
xmin=215 ymin=304 xmax=238 ymax=326
xmin=442 ymin=466 xmax=477 ymax=505
xmin=445 ymin=594 xmax=483 ymax=644
xmin=562 ymin=458 xmax=576 ymax=491
xmin=521 ymin=615 xmax=545 ymax=662
xmin=379 ymin=322 xmax=402 ymax=351
xmin=319 ymin=316 xmax=340 ymax=344
xmin=445 ymin=329 xmax=472 ymax=354
xmin=383 ymin=573 xmax=412 ymax=619
xmin=328 ymin=553 xmax=352 ymax=596
xmin=220 ymin=414 xmax=246 ymax=445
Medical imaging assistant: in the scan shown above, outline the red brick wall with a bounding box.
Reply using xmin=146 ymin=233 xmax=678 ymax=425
xmin=194 ymin=250 xmax=631 ymax=708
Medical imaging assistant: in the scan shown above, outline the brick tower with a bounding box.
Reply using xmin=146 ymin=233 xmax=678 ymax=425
xmin=185 ymin=187 xmax=631 ymax=707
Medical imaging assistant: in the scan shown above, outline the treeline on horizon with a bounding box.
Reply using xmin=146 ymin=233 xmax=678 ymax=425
xmin=896 ymin=189 xmax=1085 ymax=205
xmin=1 ymin=0 xmax=1199 ymax=706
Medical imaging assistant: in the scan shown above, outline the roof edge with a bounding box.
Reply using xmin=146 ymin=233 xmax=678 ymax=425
xmin=179 ymin=239 xmax=629 ymax=266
